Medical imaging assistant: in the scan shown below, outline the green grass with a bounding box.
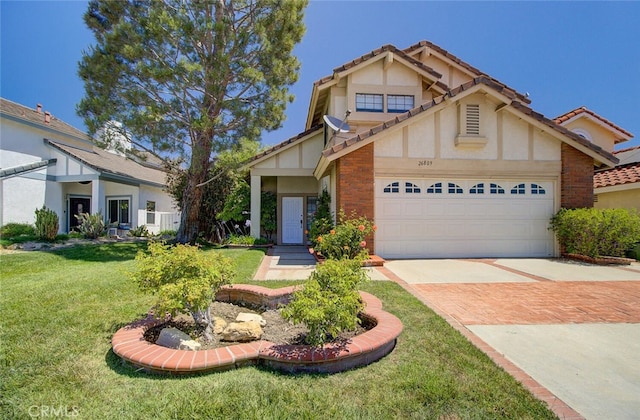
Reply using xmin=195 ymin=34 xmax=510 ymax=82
xmin=0 ymin=243 xmax=556 ymax=419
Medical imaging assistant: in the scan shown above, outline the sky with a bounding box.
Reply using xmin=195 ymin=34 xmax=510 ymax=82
xmin=1 ymin=1 xmax=639 ymax=151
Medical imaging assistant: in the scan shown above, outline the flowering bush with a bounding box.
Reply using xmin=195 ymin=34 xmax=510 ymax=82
xmin=313 ymin=210 xmax=376 ymax=260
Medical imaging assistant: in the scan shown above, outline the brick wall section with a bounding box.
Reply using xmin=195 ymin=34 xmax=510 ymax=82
xmin=561 ymin=143 xmax=595 ymax=209
xmin=336 ymin=143 xmax=375 ymax=253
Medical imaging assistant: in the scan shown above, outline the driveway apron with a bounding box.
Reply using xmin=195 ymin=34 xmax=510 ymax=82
xmin=381 ymin=258 xmax=640 ymax=420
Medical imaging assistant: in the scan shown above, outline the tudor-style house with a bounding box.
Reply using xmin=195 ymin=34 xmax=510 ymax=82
xmin=246 ymin=40 xmax=631 ymax=259
xmin=0 ymin=98 xmax=179 ymax=234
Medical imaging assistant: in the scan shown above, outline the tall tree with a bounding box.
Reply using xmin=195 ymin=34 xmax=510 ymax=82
xmin=78 ymin=0 xmax=307 ymax=243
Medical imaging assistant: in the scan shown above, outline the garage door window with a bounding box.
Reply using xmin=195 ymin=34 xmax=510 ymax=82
xmin=470 ymin=183 xmax=485 ymax=194
xmin=448 ymin=183 xmax=463 ymax=194
xmin=427 ymin=183 xmax=443 ymax=194
xmin=531 ymin=184 xmax=546 ymax=195
xmin=511 ymin=183 xmax=526 ymax=195
xmin=383 ymin=182 xmax=400 ymax=193
xmin=490 ymin=183 xmax=505 ymax=194
xmin=405 ymin=182 xmax=421 ymax=193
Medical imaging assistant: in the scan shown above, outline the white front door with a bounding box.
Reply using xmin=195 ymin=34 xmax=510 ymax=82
xmin=282 ymin=197 xmax=304 ymax=244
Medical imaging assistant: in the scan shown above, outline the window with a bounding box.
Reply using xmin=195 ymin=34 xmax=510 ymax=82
xmin=448 ymin=183 xmax=463 ymax=194
xmin=490 ymin=183 xmax=505 ymax=194
xmin=511 ymin=183 xmax=526 ymax=195
xmin=306 ymin=196 xmax=318 ymax=234
xmin=384 ymin=182 xmax=400 ymax=193
xmin=466 ymin=104 xmax=480 ymax=135
xmin=108 ymin=198 xmax=130 ymax=225
xmin=470 ymin=183 xmax=485 ymax=194
xmin=405 ymin=182 xmax=421 ymax=193
xmin=388 ymin=95 xmax=415 ymax=113
xmin=531 ymin=184 xmax=546 ymax=195
xmin=356 ymin=93 xmax=383 ymax=112
xmin=146 ymin=201 xmax=156 ymax=225
xmin=427 ymin=182 xmax=443 ymax=194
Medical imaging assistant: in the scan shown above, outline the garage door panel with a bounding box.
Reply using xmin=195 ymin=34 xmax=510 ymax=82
xmin=375 ymin=178 xmax=556 ymax=258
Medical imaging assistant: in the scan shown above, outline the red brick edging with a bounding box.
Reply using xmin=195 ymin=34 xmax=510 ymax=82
xmin=111 ymin=284 xmax=403 ymax=375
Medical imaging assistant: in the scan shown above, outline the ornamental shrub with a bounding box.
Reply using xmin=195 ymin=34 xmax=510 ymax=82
xmin=281 ymin=258 xmax=369 ymax=346
xmin=34 ymin=206 xmax=59 ymax=241
xmin=549 ymin=208 xmax=640 ymax=258
xmin=75 ymin=212 xmax=106 ymax=239
xmin=0 ymin=223 xmax=35 ymax=239
xmin=313 ymin=210 xmax=375 ymax=260
xmin=129 ymin=242 xmax=235 ymax=340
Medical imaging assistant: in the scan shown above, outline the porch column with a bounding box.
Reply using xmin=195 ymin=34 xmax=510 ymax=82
xmin=250 ymin=175 xmax=261 ymax=238
xmin=91 ymin=179 xmax=104 ymax=215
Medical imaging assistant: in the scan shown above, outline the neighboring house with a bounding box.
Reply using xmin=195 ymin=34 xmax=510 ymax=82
xmin=0 ymin=98 xmax=179 ymax=235
xmin=246 ymin=40 xmax=621 ymax=259
xmin=593 ymin=145 xmax=640 ymax=210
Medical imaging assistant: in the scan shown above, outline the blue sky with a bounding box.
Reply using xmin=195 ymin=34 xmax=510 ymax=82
xmin=2 ymin=1 xmax=639 ymax=150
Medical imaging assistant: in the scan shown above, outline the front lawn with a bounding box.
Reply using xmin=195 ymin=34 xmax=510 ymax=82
xmin=0 ymin=243 xmax=556 ymax=419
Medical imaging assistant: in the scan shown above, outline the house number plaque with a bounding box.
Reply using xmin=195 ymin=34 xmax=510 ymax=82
xmin=418 ymin=160 xmax=434 ymax=167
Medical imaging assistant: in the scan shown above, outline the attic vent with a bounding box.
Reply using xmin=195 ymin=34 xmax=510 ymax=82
xmin=466 ymin=104 xmax=480 ymax=135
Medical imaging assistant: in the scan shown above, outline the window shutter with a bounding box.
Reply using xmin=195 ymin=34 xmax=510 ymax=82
xmin=466 ymin=104 xmax=480 ymax=135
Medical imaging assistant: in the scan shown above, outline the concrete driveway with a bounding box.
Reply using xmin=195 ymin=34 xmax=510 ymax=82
xmin=381 ymin=258 xmax=640 ymax=420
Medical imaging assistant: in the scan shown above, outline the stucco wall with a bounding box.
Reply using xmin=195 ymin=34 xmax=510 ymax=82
xmin=595 ymin=188 xmax=640 ymax=210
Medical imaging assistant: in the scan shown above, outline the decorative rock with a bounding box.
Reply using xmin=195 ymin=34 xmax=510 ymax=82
xmin=221 ymin=321 xmax=263 ymax=342
xmin=236 ymin=312 xmax=267 ymax=326
xmin=213 ymin=316 xmax=227 ymax=334
xmin=156 ymin=327 xmax=201 ymax=351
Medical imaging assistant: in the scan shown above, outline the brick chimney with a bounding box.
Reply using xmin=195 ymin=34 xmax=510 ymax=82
xmin=36 ymin=103 xmax=42 ymax=113
xmin=44 ymin=111 xmax=51 ymax=124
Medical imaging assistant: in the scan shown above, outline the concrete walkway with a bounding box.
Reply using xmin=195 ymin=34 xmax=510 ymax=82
xmin=255 ymin=249 xmax=640 ymax=419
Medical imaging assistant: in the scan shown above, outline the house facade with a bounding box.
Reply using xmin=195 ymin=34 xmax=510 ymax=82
xmin=0 ymin=98 xmax=179 ymax=234
xmin=247 ymin=41 xmax=621 ymax=259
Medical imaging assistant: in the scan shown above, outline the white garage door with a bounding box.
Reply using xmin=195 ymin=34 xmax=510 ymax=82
xmin=375 ymin=178 xmax=556 ymax=258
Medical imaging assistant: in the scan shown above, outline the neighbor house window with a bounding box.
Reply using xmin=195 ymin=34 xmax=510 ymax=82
xmin=356 ymin=93 xmax=383 ymax=112
xmin=388 ymin=95 xmax=415 ymax=113
xmin=384 ymin=182 xmax=400 ymax=193
xmin=108 ymin=198 xmax=130 ymax=225
xmin=448 ymin=183 xmax=463 ymax=194
xmin=146 ymin=200 xmax=156 ymax=225
xmin=427 ymin=182 xmax=443 ymax=194
xmin=405 ymin=182 xmax=421 ymax=193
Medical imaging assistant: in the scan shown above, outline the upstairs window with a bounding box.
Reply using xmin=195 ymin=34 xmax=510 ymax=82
xmin=388 ymin=95 xmax=415 ymax=113
xmin=384 ymin=182 xmax=400 ymax=193
xmin=427 ymin=182 xmax=443 ymax=194
xmin=470 ymin=183 xmax=485 ymax=194
xmin=448 ymin=183 xmax=463 ymax=194
xmin=490 ymin=183 xmax=505 ymax=194
xmin=356 ymin=93 xmax=383 ymax=112
xmin=405 ymin=182 xmax=421 ymax=193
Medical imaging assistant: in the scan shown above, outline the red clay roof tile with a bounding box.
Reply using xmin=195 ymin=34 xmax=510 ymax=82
xmin=554 ymin=106 xmax=633 ymax=141
xmin=594 ymin=162 xmax=640 ymax=188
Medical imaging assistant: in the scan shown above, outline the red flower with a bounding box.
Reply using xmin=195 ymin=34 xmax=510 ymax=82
xmin=358 ymin=224 xmax=365 ymax=231
xmin=317 ymin=236 xmax=323 ymax=243
xmin=330 ymin=229 xmax=336 ymax=235
xmin=372 ymin=225 xmax=377 ymax=231
xmin=360 ymin=240 xmax=367 ymax=248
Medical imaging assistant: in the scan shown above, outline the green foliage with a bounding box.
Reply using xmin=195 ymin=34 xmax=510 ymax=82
xmin=75 ymin=212 xmax=106 ymax=239
xmin=549 ymin=208 xmax=640 ymax=257
xmin=218 ymin=178 xmax=250 ymax=223
xmin=313 ymin=210 xmax=375 ymax=260
xmin=78 ymin=0 xmax=307 ymax=243
xmin=34 ymin=206 xmax=59 ymax=241
xmin=282 ymin=258 xmax=368 ymax=346
xmin=261 ymin=191 xmax=277 ymax=242
xmin=130 ymin=242 xmax=235 ymax=329
xmin=626 ymin=243 xmax=640 ymax=261
xmin=0 ymin=223 xmax=35 ymax=239
xmin=225 ymin=234 xmax=269 ymax=246
xmin=308 ymin=189 xmax=332 ymax=247
xmin=128 ymin=225 xmax=149 ymax=237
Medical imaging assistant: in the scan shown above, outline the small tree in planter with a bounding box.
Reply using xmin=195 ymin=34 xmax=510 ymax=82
xmin=129 ymin=242 xmax=235 ymax=340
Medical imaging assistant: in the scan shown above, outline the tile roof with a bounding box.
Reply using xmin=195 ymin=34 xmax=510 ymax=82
xmin=403 ymin=40 xmax=532 ymax=105
xmin=1 ymin=97 xmax=90 ymax=142
xmin=554 ymin=106 xmax=633 ymax=141
xmin=323 ymin=76 xmax=617 ymax=166
xmin=45 ymin=139 xmax=168 ymax=187
xmin=613 ymin=145 xmax=640 ymax=165
xmin=594 ymin=162 xmax=640 ymax=188
xmin=247 ymin=124 xmax=323 ymax=164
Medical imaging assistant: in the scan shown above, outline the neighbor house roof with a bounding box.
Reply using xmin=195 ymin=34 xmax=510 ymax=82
xmin=594 ymin=145 xmax=640 ymax=188
xmin=45 ymin=139 xmax=168 ymax=188
xmin=322 ymin=76 xmax=617 ymax=167
xmin=0 ymin=97 xmax=90 ymax=142
xmin=247 ymin=124 xmax=323 ymax=165
xmin=554 ymin=106 xmax=633 ymax=143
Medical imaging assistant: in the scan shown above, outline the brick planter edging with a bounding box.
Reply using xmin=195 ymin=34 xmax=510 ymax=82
xmin=111 ymin=284 xmax=403 ymax=375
